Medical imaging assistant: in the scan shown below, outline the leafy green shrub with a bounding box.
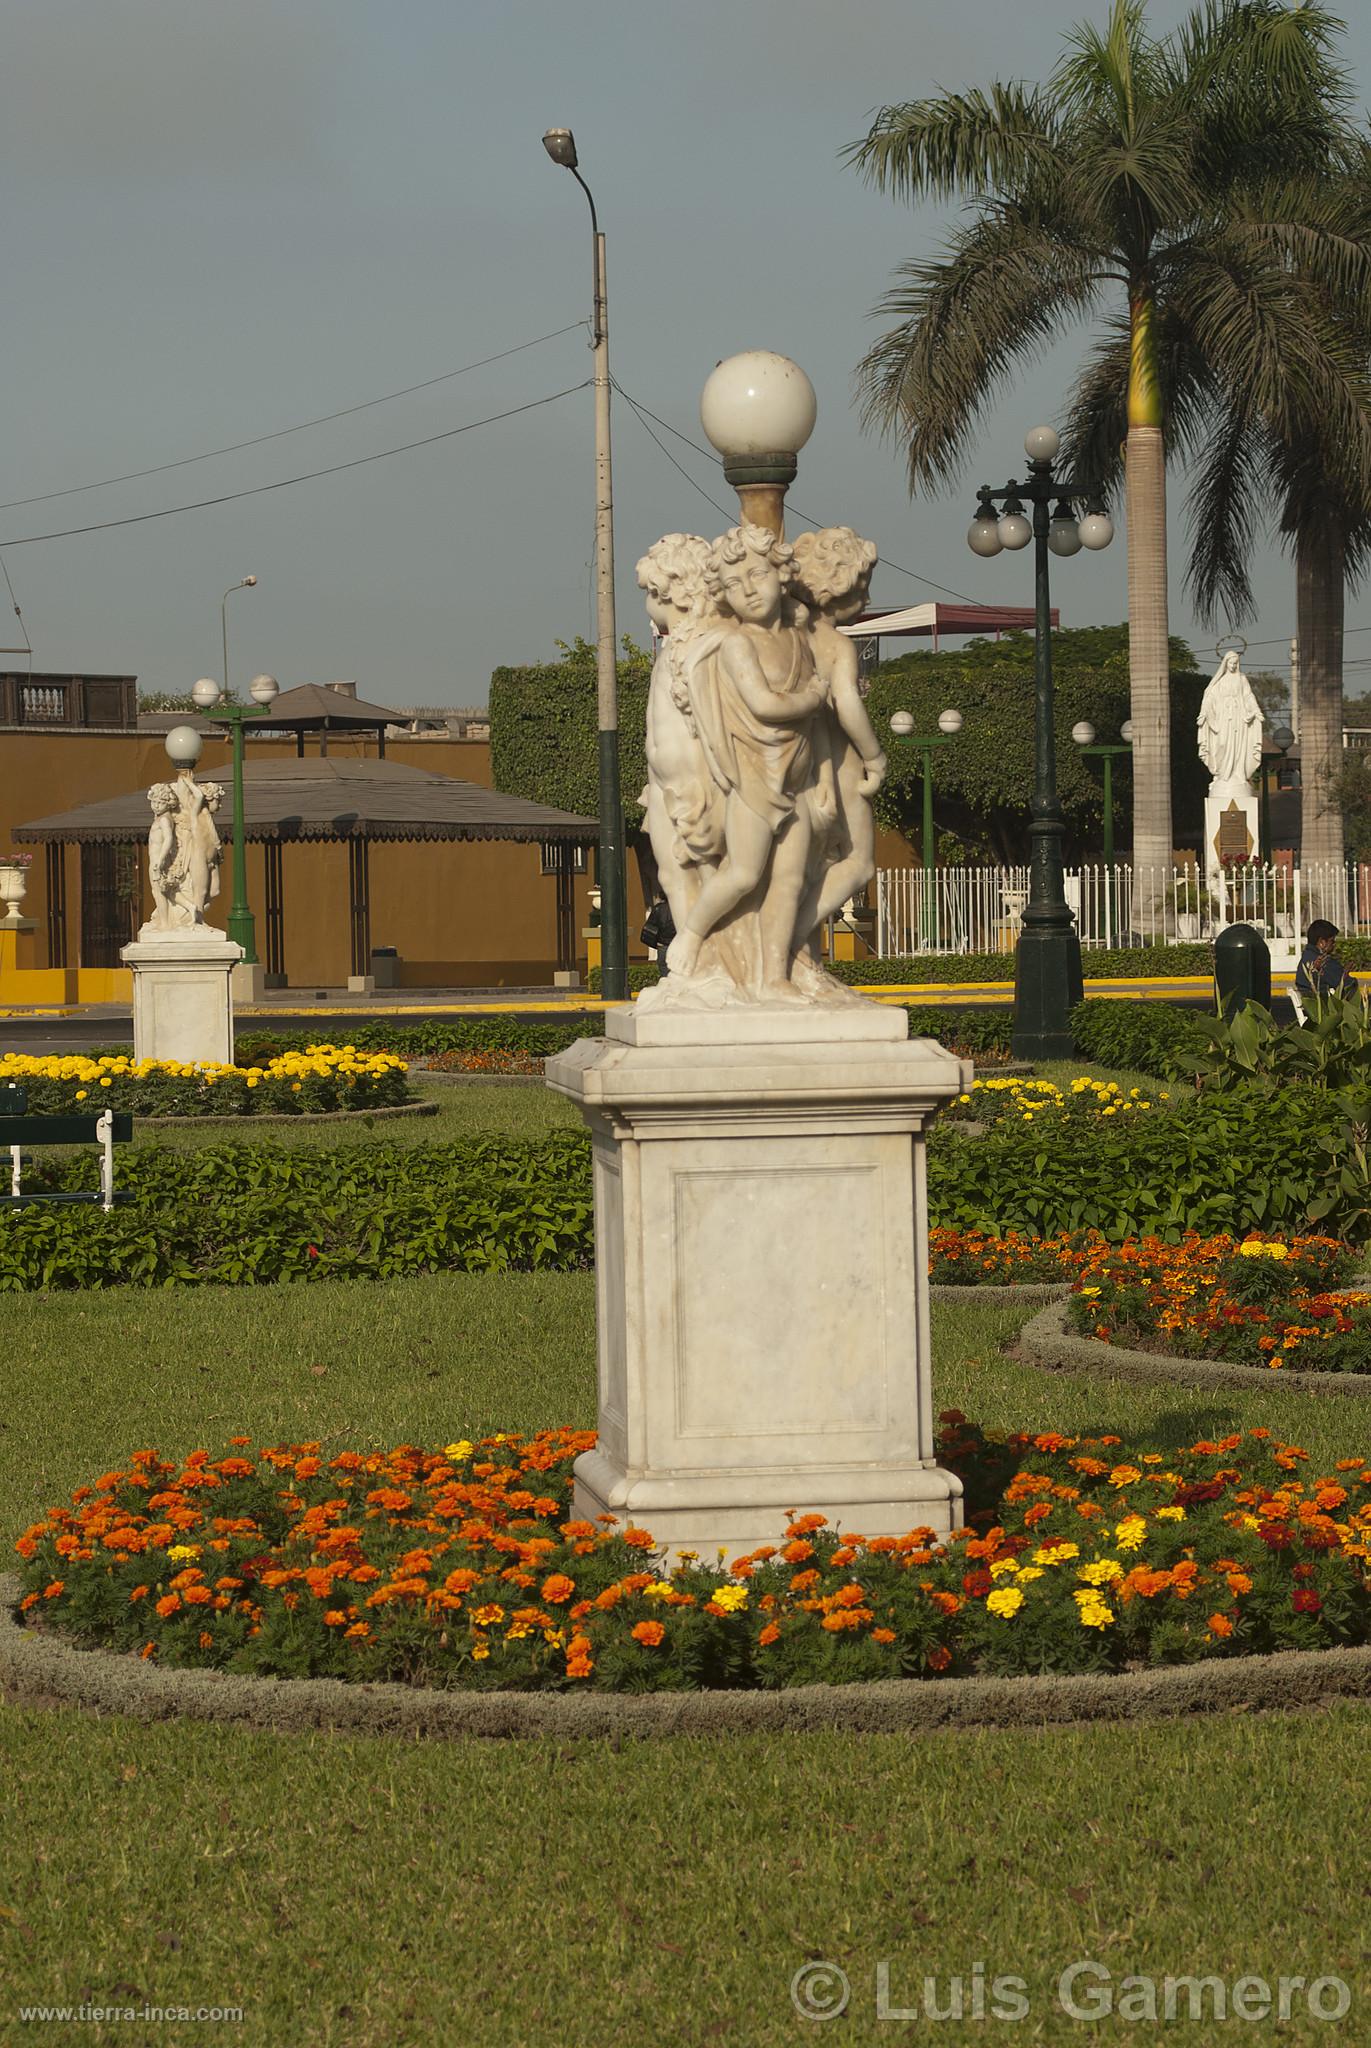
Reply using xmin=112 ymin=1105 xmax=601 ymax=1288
xmin=1070 ymin=1000 xmax=1210 ymax=1077
xmin=0 ymin=1136 xmax=594 ymax=1289
xmin=1178 ymin=993 xmax=1371 ymax=1094
xmin=586 ymin=964 xmax=661 ymax=994
xmin=928 ymin=1089 xmax=1350 ymax=1241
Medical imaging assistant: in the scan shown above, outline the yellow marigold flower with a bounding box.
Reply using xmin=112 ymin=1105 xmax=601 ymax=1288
xmin=1014 ymin=1566 xmax=1045 ymax=1583
xmin=708 ymin=1585 xmax=749 ymax=1613
xmin=1077 ymin=1558 xmax=1123 ymax=1586
xmin=167 ymin=1544 xmax=200 ymax=1562
xmin=985 ymin=1587 xmax=1024 ymax=1618
xmin=1032 ymin=1541 xmax=1079 ymax=1566
xmin=443 ymin=1441 xmax=474 ymax=1460
xmin=1114 ymin=1516 xmax=1148 ymax=1550
xmin=1154 ymin=1506 xmax=1186 ymax=1522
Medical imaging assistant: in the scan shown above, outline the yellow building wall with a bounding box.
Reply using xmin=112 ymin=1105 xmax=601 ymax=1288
xmin=0 ymin=729 xmax=643 ymax=988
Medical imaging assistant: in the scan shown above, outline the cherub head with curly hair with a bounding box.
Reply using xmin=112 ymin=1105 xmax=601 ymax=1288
xmin=703 ymin=522 xmax=799 ymax=627
xmin=790 ymin=526 xmax=878 ymax=625
xmin=636 ymin=533 xmax=713 ymax=636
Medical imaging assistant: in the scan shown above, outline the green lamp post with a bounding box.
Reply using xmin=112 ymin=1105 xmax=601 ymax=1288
xmin=887 ymin=705 xmax=963 ymax=946
xmin=967 ymin=424 xmax=1113 ymax=1060
xmin=191 ymin=670 xmax=280 ymax=961
xmin=1071 ymin=719 xmax=1133 ymax=866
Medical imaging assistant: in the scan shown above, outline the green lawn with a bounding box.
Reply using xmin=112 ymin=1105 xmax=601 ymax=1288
xmin=3 ymin=1073 xmax=1369 ymax=2046
xmin=128 ymin=1075 xmax=581 ymax=1152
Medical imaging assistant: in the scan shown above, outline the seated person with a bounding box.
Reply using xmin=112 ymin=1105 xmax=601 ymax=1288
xmin=1295 ymin=919 xmax=1358 ymax=1001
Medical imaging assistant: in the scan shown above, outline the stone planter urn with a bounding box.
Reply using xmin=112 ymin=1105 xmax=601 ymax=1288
xmin=0 ymin=861 xmax=29 ymax=925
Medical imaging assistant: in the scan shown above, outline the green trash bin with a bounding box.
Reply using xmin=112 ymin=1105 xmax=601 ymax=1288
xmin=1214 ymin=922 xmax=1271 ymax=1016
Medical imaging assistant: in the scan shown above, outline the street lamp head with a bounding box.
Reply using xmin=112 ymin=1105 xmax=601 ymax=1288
xmin=1120 ymin=720 xmax=1134 ymax=744
xmin=1024 ymin=424 xmax=1060 ymax=465
xmin=938 ymin=708 xmax=963 ymax=737
xmin=1072 ymin=721 xmax=1096 ymax=747
xmin=967 ymin=508 xmax=1003 ymax=557
xmin=164 ymin=724 xmax=203 ymax=769
xmin=191 ymin=677 xmax=223 ymax=711
xmin=1048 ymin=503 xmax=1082 ymax=557
xmin=889 ymin=710 xmax=915 ymax=738
xmin=1273 ymin=724 xmax=1295 ymax=752
xmin=249 ymin=673 xmax=279 ymax=707
xmin=1078 ymin=504 xmax=1114 ymax=550
xmin=241 ymin=575 xmax=258 ymax=588
xmin=699 ymin=352 xmax=817 ymax=464
xmin=997 ymin=493 xmax=1032 ymax=551
xmin=542 ymin=128 xmax=578 ymax=169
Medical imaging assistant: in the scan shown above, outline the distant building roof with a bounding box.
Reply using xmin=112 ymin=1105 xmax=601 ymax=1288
xmin=13 ymin=757 xmax=597 ymax=846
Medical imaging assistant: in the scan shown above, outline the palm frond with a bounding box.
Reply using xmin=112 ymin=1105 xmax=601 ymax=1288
xmin=844 ymin=86 xmax=1056 ymax=203
xmin=854 ymin=208 xmax=1104 ymax=492
xmin=1183 ymin=396 xmax=1276 ymax=626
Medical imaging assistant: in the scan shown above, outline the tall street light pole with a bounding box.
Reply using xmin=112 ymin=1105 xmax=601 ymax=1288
xmin=542 ymin=128 xmax=627 ymax=1003
xmin=969 ymin=426 xmax=1113 ymax=1059
xmin=221 ymin=575 xmax=257 ymax=704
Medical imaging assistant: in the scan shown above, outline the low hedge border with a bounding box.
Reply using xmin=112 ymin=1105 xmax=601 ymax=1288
xmin=4 ymin=1572 xmax=1368 ymax=1740
xmin=1017 ymin=1298 xmax=1371 ymax=1397
xmin=928 ymin=1281 xmax=1069 ymax=1304
xmin=138 ymin=1100 xmax=438 ymax=1126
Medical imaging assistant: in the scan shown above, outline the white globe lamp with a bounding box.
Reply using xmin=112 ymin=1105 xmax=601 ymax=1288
xmin=164 ymin=725 xmax=203 ymax=770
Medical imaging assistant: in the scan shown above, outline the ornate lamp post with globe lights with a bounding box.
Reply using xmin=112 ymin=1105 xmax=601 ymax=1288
xmin=969 ymin=426 xmax=1113 ymax=1059
xmin=887 ymin=705 xmax=963 ymax=947
xmin=1260 ymin=723 xmax=1296 ymax=864
xmin=1071 ymin=719 xmax=1133 ymax=867
xmin=190 ymin=671 xmax=279 ymax=963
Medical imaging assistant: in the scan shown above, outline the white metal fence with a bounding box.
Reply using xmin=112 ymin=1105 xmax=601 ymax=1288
xmin=874 ymin=862 xmax=1371 ymax=958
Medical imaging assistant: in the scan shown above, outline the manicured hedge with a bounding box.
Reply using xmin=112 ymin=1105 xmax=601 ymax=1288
xmin=927 ymin=1090 xmax=1342 ymax=1242
xmin=0 ymin=1137 xmax=594 ymax=1289
xmin=831 ymin=943 xmax=1213 ymax=987
xmin=1070 ymin=1000 xmax=1211 ymax=1078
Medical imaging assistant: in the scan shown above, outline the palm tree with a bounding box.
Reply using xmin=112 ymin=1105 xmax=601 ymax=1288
xmin=847 ymin=0 xmax=1358 ymax=892
xmin=1066 ymin=149 xmax=1371 ymax=915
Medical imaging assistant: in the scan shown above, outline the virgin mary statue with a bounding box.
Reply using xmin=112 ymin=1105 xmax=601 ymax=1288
xmin=1197 ymin=649 xmax=1263 ymax=787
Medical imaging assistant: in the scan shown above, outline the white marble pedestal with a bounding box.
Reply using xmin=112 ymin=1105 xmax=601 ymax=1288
xmin=546 ymin=1004 xmax=969 ymax=1563
xmin=122 ymin=931 xmax=242 ymax=1064
xmin=1204 ymin=780 xmax=1259 ymax=894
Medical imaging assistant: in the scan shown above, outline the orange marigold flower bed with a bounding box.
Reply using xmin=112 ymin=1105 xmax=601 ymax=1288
xmin=13 ymin=1420 xmax=1371 ymax=1691
xmin=1064 ymin=1233 xmax=1371 ymax=1371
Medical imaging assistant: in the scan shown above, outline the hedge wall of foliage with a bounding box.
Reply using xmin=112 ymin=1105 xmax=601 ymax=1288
xmin=488 ymin=637 xmax=651 ymax=826
xmin=829 ymin=944 xmax=1214 ymax=986
xmin=863 ymin=625 xmax=1205 ymax=863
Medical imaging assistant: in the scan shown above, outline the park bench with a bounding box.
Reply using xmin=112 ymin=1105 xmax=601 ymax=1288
xmin=0 ymin=1082 xmax=133 ymax=1213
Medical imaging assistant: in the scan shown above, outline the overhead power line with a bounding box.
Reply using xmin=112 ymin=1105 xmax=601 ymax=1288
xmin=0 ymin=385 xmax=589 ymax=550
xmin=0 ymin=321 xmax=587 ymax=513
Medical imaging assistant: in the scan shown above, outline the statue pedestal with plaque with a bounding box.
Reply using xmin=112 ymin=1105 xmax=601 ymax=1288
xmin=1205 ymin=784 xmax=1259 ymax=896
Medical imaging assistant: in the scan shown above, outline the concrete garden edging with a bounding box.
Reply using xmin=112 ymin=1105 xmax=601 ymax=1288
xmin=4 ymin=1574 xmax=1370 ymax=1741
xmin=1018 ymin=1299 xmax=1371 ymax=1398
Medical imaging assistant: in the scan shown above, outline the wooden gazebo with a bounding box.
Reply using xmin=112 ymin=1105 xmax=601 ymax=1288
xmin=15 ymin=758 xmax=597 ymax=982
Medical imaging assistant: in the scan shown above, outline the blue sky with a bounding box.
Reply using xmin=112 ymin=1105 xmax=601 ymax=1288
xmin=2 ymin=0 xmax=1368 ymax=706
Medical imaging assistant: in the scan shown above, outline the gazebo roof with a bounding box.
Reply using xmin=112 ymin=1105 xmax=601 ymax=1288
xmin=239 ymin=683 xmax=398 ymax=732
xmin=13 ymin=757 xmax=597 ymax=846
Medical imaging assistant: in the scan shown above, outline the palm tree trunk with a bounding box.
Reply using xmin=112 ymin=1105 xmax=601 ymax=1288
xmin=1125 ymin=289 xmax=1172 ymax=930
xmin=1296 ymin=506 xmax=1347 ymax=921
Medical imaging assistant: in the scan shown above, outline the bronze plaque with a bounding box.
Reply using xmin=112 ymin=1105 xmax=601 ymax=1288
xmin=1215 ymin=801 xmax=1253 ymax=863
